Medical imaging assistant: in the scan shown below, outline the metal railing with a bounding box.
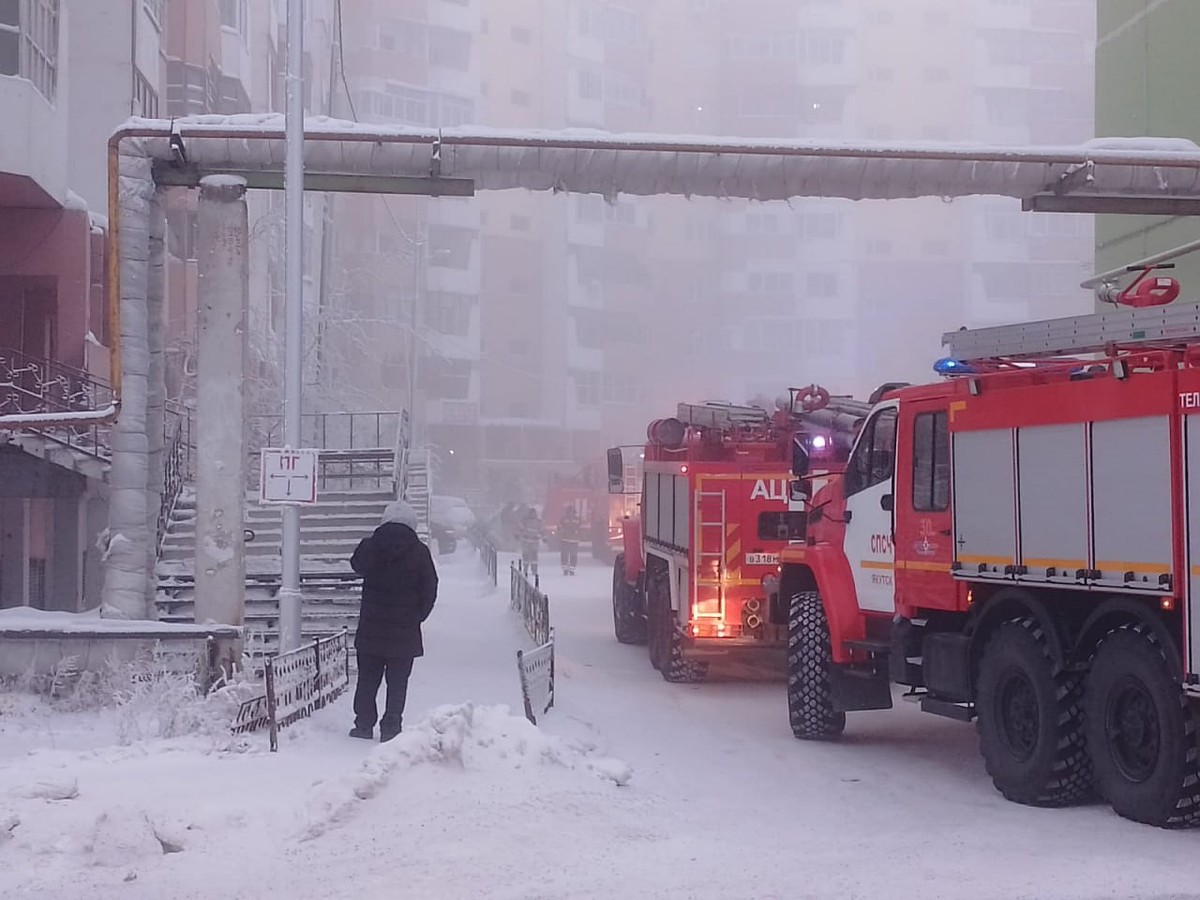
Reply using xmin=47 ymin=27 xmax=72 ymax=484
xmin=157 ymin=403 xmax=195 ymax=550
xmin=510 ymin=561 xmax=550 ymax=646
xmin=473 ymin=528 xmax=498 ymax=587
xmin=0 ymin=346 xmax=114 ymax=460
xmin=248 ymin=411 xmax=401 ymax=454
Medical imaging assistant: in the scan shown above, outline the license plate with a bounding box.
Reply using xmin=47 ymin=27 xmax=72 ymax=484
xmin=745 ymin=553 xmax=779 ymax=566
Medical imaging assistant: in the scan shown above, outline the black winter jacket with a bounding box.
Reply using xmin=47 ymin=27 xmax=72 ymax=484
xmin=350 ymin=522 xmax=438 ymax=658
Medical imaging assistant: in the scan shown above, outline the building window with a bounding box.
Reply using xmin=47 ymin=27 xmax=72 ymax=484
xmin=143 ymin=0 xmax=165 ymax=29
xmin=133 ymin=67 xmax=159 ymax=117
xmin=912 ymin=411 xmax=950 ymax=512
xmin=424 ymin=291 xmax=473 ymax=336
xmin=575 ymin=371 xmax=601 ymax=407
xmin=806 ymin=272 xmax=839 ymax=298
xmin=575 ymin=194 xmax=603 ymax=224
xmin=428 ymin=225 xmax=474 ymax=270
xmin=1 ymin=0 xmax=59 ymax=100
xmin=511 ymin=25 xmax=531 ymax=43
xmin=748 ymin=272 xmax=795 ymax=293
xmin=429 ymin=26 xmax=472 ymax=71
xmin=801 ymin=212 xmax=841 ymax=240
xmin=220 ymin=0 xmax=246 ymax=34
xmin=0 ymin=0 xmax=20 ymax=77
xmin=577 ymin=69 xmax=602 ymax=101
xmin=511 ymin=89 xmax=531 ymax=106
xmin=746 ymin=213 xmax=779 ymax=234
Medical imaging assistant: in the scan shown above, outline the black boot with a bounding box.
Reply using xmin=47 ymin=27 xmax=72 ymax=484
xmin=349 ymin=726 xmax=373 ymax=740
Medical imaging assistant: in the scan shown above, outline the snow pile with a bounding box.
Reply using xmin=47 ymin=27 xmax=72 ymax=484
xmin=301 ymin=702 xmax=631 ymax=840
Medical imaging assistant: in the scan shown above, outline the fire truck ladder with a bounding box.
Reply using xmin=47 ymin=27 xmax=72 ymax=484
xmin=676 ymin=402 xmax=769 ymax=430
xmin=694 ymin=490 xmax=727 ymax=618
xmin=943 ymin=301 xmax=1200 ymax=362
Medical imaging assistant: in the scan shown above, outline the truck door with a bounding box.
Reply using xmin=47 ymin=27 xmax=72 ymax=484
xmin=894 ymin=403 xmax=956 ymax=611
xmin=842 ymin=403 xmax=899 ymax=613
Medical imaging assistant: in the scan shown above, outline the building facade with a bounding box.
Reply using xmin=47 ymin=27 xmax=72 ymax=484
xmin=1095 ymin=0 xmax=1200 ymax=292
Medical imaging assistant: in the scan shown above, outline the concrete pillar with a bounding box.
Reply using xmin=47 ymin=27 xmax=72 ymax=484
xmin=50 ymin=495 xmax=83 ymax=611
xmin=101 ymin=153 xmax=155 ymax=620
xmin=144 ymin=190 xmax=166 ymax=612
xmin=0 ymin=498 xmax=30 ymax=608
xmin=193 ymin=176 xmax=248 ymax=670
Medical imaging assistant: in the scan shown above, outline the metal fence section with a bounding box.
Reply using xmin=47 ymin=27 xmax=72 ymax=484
xmin=0 ymin=346 xmax=114 ymax=458
xmin=233 ymin=629 xmax=350 ymax=751
xmin=474 ymin=530 xmax=498 ymax=587
xmin=510 ymin=562 xmax=550 ymax=646
xmin=516 ymin=628 xmax=555 ymax=725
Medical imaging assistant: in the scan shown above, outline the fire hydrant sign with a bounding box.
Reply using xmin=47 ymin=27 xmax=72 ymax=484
xmin=259 ymin=448 xmax=319 ymax=505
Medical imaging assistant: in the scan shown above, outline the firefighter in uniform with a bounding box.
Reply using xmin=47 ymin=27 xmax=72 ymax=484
xmin=518 ymin=508 xmax=543 ymax=577
xmin=557 ymin=505 xmax=582 ymax=576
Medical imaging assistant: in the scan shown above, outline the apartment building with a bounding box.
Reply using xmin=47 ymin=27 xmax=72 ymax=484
xmin=1095 ymin=0 xmax=1200 ymax=293
xmin=0 ymin=0 xmax=337 ymax=611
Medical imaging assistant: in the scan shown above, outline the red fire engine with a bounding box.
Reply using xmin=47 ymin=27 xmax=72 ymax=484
xmin=610 ymin=388 xmax=863 ymax=681
xmin=780 ymin=296 xmax=1200 ymax=827
xmin=543 ymin=461 xmax=640 ymax=562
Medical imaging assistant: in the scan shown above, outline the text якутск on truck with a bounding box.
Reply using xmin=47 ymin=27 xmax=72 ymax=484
xmin=608 ymin=387 xmax=874 ymax=682
xmin=782 ymin=286 xmax=1200 ymax=827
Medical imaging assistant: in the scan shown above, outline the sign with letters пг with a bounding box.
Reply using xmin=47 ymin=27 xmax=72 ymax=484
xmin=260 ymin=448 xmax=319 ymax=505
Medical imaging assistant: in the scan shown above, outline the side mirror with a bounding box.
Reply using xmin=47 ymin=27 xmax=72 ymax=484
xmin=606 ymin=447 xmax=624 ymax=494
xmin=791 ymin=436 xmax=810 ymax=478
xmin=880 ymin=494 xmax=894 ymax=512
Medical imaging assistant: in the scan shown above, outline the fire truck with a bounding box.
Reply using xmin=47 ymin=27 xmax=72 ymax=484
xmin=780 ymin=294 xmax=1200 ymax=827
xmin=543 ymin=461 xmax=640 ymax=562
xmin=609 ymin=388 xmax=863 ymax=681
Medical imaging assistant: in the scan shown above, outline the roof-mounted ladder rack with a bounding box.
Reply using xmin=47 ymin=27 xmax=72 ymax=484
xmin=943 ymin=301 xmax=1200 ymax=362
xmin=675 ymin=402 xmax=769 ymax=430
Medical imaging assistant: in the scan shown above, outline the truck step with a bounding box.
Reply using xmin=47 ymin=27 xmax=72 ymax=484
xmin=844 ymin=639 xmax=890 ymax=657
xmin=920 ymin=695 xmax=975 ymax=722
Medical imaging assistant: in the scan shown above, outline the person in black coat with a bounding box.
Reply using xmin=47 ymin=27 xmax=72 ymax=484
xmin=348 ymin=500 xmax=438 ymax=742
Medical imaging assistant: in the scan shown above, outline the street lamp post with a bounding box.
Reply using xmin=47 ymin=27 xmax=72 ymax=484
xmin=279 ymin=0 xmax=305 ymax=652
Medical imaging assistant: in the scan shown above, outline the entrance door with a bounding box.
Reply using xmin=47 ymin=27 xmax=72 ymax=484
xmin=842 ymin=403 xmax=899 ymax=613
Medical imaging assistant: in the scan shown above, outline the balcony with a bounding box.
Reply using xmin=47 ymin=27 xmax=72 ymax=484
xmin=0 ymin=0 xmax=66 ymax=205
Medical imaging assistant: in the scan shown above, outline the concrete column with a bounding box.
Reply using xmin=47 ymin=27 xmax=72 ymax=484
xmin=101 ymin=153 xmax=155 ymax=620
xmin=144 ymin=189 xmax=167 ymax=612
xmin=193 ymin=176 xmax=248 ymax=668
xmin=0 ymin=498 xmax=30 ymax=608
xmin=50 ymin=495 xmax=83 ymax=611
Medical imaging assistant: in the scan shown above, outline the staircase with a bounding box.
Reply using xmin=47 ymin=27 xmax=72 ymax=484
xmin=402 ymin=448 xmax=432 ymax=544
xmin=155 ymin=486 xmax=392 ymax=656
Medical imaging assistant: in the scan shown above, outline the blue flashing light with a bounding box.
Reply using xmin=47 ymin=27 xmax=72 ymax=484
xmin=933 ymin=357 xmax=976 ymax=376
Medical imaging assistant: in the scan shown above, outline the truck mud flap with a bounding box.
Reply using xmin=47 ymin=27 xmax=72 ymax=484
xmin=829 ymin=665 xmax=893 ymax=712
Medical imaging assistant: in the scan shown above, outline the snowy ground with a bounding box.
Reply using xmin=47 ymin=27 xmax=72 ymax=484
xmin=1 ymin=547 xmax=1198 ymax=900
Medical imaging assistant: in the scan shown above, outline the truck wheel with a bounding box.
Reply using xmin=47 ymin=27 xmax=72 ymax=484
xmin=646 ymin=562 xmax=706 ymax=683
xmin=1084 ymin=623 xmax=1200 ymax=827
xmin=787 ymin=592 xmax=845 ymax=739
xmin=612 ymin=553 xmax=647 ymax=645
xmin=976 ymin=618 xmax=1092 ymax=806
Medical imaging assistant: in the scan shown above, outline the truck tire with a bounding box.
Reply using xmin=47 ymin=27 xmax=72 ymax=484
xmin=975 ymin=618 xmax=1092 ymax=806
xmin=612 ymin=553 xmax=647 ymax=645
xmin=1084 ymin=623 xmax=1200 ymax=827
xmin=787 ymin=592 xmax=845 ymax=739
xmin=646 ymin=561 xmax=706 ymax=683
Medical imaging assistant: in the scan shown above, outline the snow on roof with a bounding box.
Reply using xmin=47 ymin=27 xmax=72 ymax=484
xmin=114 ymin=116 xmax=1200 ymax=205
xmin=0 ymin=606 xmax=240 ymax=638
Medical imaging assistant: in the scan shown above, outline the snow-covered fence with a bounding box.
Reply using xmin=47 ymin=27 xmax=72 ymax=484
xmin=475 ymin=532 xmax=498 ymax=587
xmin=233 ymin=629 xmax=350 ymax=751
xmin=516 ymin=628 xmax=555 ymax=725
xmin=510 ymin=562 xmax=550 ymax=646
